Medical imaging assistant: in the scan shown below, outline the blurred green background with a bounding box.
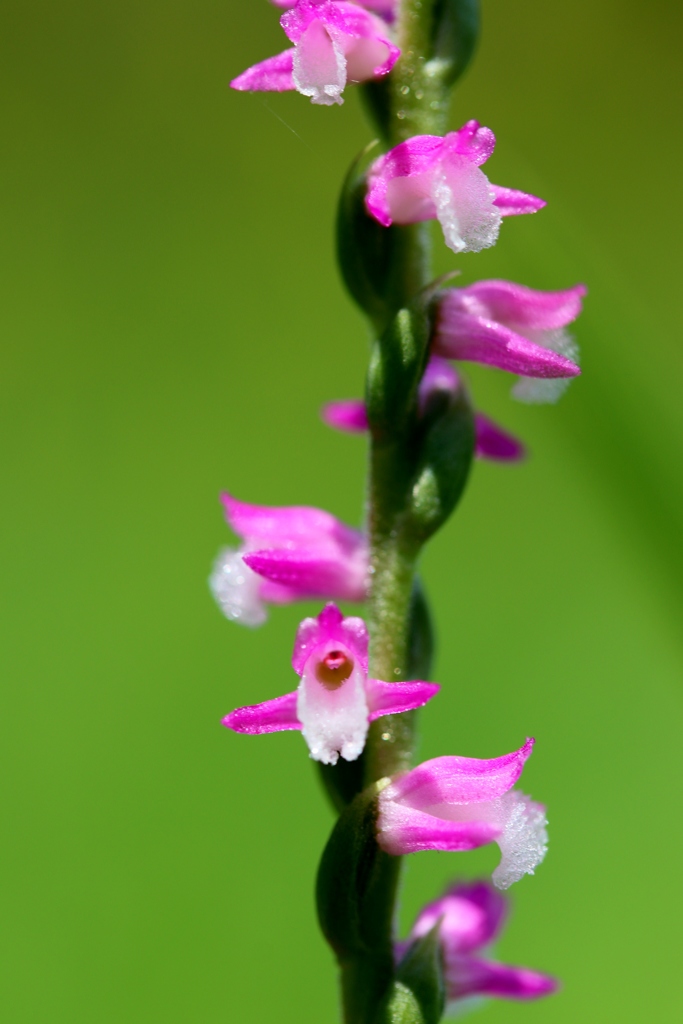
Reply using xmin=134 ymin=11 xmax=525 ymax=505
xmin=1 ymin=0 xmax=682 ymax=1020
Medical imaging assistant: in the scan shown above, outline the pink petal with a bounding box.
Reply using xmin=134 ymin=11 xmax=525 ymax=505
xmin=446 ymin=955 xmax=558 ymax=1001
xmin=377 ymin=801 xmax=501 ymax=855
xmin=292 ymin=603 xmax=369 ymax=675
xmin=456 ymin=280 xmax=587 ymax=331
xmin=490 ymin=184 xmax=546 ymax=216
xmin=384 ymin=739 xmax=535 ymax=809
xmin=221 ymin=494 xmax=364 ymax=553
xmin=409 ymin=881 xmax=507 ymax=954
xmin=322 ymin=399 xmax=369 ymax=433
xmin=474 ymin=413 xmax=525 ymax=462
xmin=223 ymin=691 xmax=301 ymax=734
xmin=366 ymin=679 xmax=440 ymax=720
xmin=443 ymin=121 xmax=496 ymax=167
xmin=230 ymin=49 xmax=296 ymax=93
xmin=243 ymin=549 xmax=367 ymax=603
xmin=434 ymin=312 xmax=581 ymax=378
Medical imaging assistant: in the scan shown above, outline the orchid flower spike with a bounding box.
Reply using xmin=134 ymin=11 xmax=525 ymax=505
xmin=231 ymin=0 xmax=399 ymax=107
xmin=397 ymin=880 xmax=557 ymax=1012
xmin=435 ymin=279 xmax=587 ymax=403
xmin=365 ymin=122 xmax=545 ymax=254
xmin=322 ymin=357 xmax=525 ymax=462
xmin=376 ymin=738 xmax=548 ymax=889
xmin=209 ymin=495 xmax=368 ymax=627
xmin=223 ymin=604 xmax=439 ymax=764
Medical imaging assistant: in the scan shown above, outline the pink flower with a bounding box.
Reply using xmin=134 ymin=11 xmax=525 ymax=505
xmin=209 ymin=495 xmax=368 ymax=627
xmin=231 ymin=0 xmax=399 ymax=106
xmin=435 ymin=279 xmax=586 ymax=402
xmin=223 ymin=604 xmax=439 ymax=764
xmin=397 ymin=880 xmax=557 ymax=1008
xmin=376 ymin=739 xmax=548 ymax=889
xmin=322 ymin=357 xmax=526 ymax=462
xmin=365 ymin=122 xmax=545 ymax=254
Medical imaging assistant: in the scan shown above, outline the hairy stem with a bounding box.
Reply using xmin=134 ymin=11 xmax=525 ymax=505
xmin=338 ymin=4 xmax=456 ymax=1020
xmin=390 ymin=0 xmax=450 ymax=141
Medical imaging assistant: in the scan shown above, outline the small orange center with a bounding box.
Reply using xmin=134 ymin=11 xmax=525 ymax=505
xmin=315 ymin=650 xmax=354 ymax=690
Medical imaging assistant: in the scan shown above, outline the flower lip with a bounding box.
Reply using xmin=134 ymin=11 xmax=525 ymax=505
xmin=315 ymin=649 xmax=355 ymax=689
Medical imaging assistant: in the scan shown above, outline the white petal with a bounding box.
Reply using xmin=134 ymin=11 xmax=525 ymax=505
xmin=491 ymin=791 xmax=548 ymax=890
xmin=296 ymin=645 xmax=369 ymax=764
xmin=208 ymin=547 xmax=267 ymax=627
xmin=512 ymin=328 xmax=580 ymax=404
xmin=431 ymin=153 xmax=501 ymax=254
xmin=293 ymin=21 xmax=346 ymax=106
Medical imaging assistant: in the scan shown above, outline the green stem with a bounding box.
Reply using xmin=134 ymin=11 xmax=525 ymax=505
xmin=363 ymin=0 xmax=451 ymax=781
xmin=336 ymin=4 xmax=457 ymax=1020
xmin=340 ymin=953 xmax=397 ymax=1024
xmin=389 ymin=0 xmax=450 ymax=141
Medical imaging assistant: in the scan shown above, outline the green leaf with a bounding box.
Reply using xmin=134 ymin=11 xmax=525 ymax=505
xmin=375 ymin=983 xmax=425 ymax=1024
xmin=374 ymin=925 xmax=446 ymax=1024
xmin=366 ymin=303 xmax=431 ymax=441
xmin=336 ymin=142 xmax=400 ymax=331
xmin=337 ymin=149 xmax=433 ymax=330
xmin=316 ymin=780 xmax=400 ymax=961
xmin=430 ymin=0 xmax=480 ymax=89
xmin=407 ymin=579 xmax=435 ymax=681
xmin=406 ymin=384 xmax=475 ymax=542
xmin=396 ymin=926 xmax=446 ymax=1023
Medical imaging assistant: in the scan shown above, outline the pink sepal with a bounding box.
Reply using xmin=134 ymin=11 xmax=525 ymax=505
xmin=448 ymin=957 xmax=558 ymax=1000
xmin=386 ymin=739 xmax=535 ymax=807
xmin=435 ymin=312 xmax=581 ymax=378
xmin=491 ymin=185 xmax=546 ymax=215
xmin=223 ymin=691 xmax=301 ymax=734
xmin=221 ymin=493 xmax=362 ymax=549
xmin=230 ymin=49 xmax=295 ymax=92
xmin=474 ymin=413 xmax=525 ymax=462
xmin=366 ymin=679 xmax=440 ymax=720
xmin=292 ymin=602 xmax=368 ymax=674
xmin=378 ymin=802 xmax=501 ymax=855
xmin=458 ymin=280 xmax=587 ymax=330
xmin=243 ymin=549 xmax=366 ymax=602
xmin=322 ymin=399 xmax=369 ymax=433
